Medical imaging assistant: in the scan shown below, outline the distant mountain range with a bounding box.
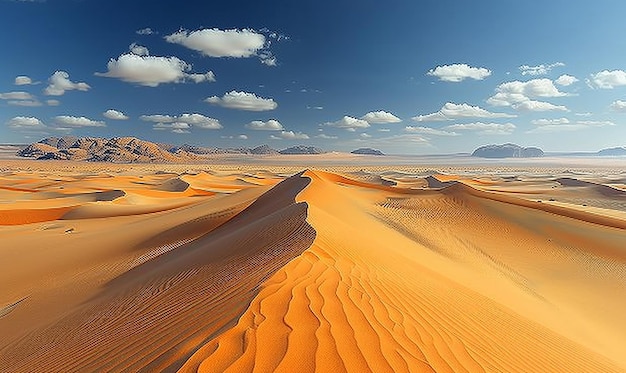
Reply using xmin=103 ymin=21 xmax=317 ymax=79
xmin=472 ymin=143 xmax=544 ymax=158
xmin=16 ymin=136 xmax=332 ymax=162
xmin=351 ymin=148 xmax=385 ymax=156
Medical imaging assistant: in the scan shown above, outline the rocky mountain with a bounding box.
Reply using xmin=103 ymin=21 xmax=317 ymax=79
xmin=278 ymin=145 xmax=325 ymax=155
xmin=351 ymin=148 xmax=385 ymax=156
xmin=597 ymin=147 xmax=626 ymax=156
xmin=472 ymin=143 xmax=544 ymax=158
xmin=251 ymin=144 xmax=279 ymax=155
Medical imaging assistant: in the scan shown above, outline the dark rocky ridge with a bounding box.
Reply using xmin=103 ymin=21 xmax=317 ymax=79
xmin=351 ymin=148 xmax=385 ymax=156
xmin=472 ymin=143 xmax=544 ymax=158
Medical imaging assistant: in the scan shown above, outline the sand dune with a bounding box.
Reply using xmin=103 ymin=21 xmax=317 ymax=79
xmin=1 ymin=161 xmax=625 ymax=372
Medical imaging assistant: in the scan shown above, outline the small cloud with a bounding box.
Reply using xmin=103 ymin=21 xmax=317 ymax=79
xmin=55 ymin=115 xmax=105 ymax=127
xmin=129 ymin=43 xmax=149 ymax=56
xmin=205 ymin=91 xmax=277 ymax=111
xmin=325 ymin=115 xmax=370 ymax=130
xmin=574 ymin=112 xmax=592 ymax=117
xmin=515 ymin=100 xmax=568 ymax=112
xmin=172 ymin=128 xmax=191 ymax=134
xmin=136 ymin=27 xmax=155 ymax=35
xmin=237 ymin=134 xmax=248 ymax=140
xmin=412 ymin=102 xmax=516 ymax=122
xmin=103 ymin=109 xmax=129 ymax=120
xmin=140 ymin=113 xmax=221 ymax=129
xmin=528 ymin=119 xmax=614 ymax=133
xmin=270 ymin=130 xmax=309 ymax=140
xmin=185 ymin=71 xmax=216 ymax=83
xmin=405 ymin=126 xmax=459 ymax=136
xmin=306 ymin=105 xmax=324 ymax=110
xmin=361 ymin=110 xmax=401 ymax=124
xmin=445 ymin=122 xmax=516 ymax=135
xmin=360 ymin=133 xmax=372 ymax=138
xmin=14 ymin=76 xmax=34 ymax=85
xmin=555 ymin=74 xmax=578 ymax=86
xmin=427 ymin=63 xmax=491 ymax=82
xmin=610 ymin=100 xmax=626 ymax=112
xmin=246 ymin=119 xmax=284 ymax=131
xmin=587 ymin=70 xmax=626 ymax=89
xmin=315 ymin=133 xmax=338 ymax=139
xmin=0 ymin=91 xmax=35 ymax=100
xmin=519 ymin=62 xmax=565 ymax=76
xmin=140 ymin=114 xmax=176 ymax=123
xmin=178 ymin=113 xmax=222 ymax=129
xmin=46 ymin=99 xmax=60 ymax=106
xmin=531 ymin=118 xmax=570 ymax=125
xmin=44 ymin=71 xmax=90 ymax=96
xmin=378 ymin=128 xmax=391 ymax=132
xmin=6 ymin=116 xmax=46 ymax=130
xmin=8 ymin=100 xmax=42 ymax=107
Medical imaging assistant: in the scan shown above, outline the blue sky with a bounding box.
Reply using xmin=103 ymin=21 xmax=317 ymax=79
xmin=1 ymin=0 xmax=626 ymax=154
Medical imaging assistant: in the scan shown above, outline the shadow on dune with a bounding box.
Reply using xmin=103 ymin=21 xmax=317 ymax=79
xmin=1 ymin=172 xmax=316 ymax=373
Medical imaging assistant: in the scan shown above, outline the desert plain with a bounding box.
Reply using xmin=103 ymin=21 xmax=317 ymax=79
xmin=1 ymin=155 xmax=625 ymax=372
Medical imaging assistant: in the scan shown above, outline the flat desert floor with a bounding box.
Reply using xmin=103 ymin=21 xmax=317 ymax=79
xmin=1 ymin=157 xmax=625 ymax=372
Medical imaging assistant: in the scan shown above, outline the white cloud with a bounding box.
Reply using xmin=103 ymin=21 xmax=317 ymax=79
xmin=531 ymin=118 xmax=570 ymax=125
xmin=446 ymin=122 xmax=516 ymax=135
xmin=325 ymin=115 xmax=370 ymax=130
xmin=487 ymin=78 xmax=568 ymax=111
xmin=519 ymin=62 xmax=565 ymax=76
xmin=427 ymin=63 xmax=491 ymax=82
xmin=0 ymin=91 xmax=35 ymax=100
xmin=14 ymin=76 xmax=34 ymax=85
xmin=515 ymin=100 xmax=568 ymax=112
xmin=165 ymin=28 xmax=265 ymax=58
xmin=360 ymin=133 xmax=372 ymax=138
xmin=172 ymin=128 xmax=191 ymax=134
xmin=405 ymin=126 xmax=459 ymax=136
xmin=412 ymin=102 xmax=516 ymax=122
xmin=555 ymin=74 xmax=578 ymax=86
xmin=205 ymin=91 xmax=277 ymax=111
xmin=140 ymin=114 xmax=176 ymax=123
xmin=8 ymin=100 xmax=42 ymax=107
xmin=360 ymin=110 xmax=401 ymax=124
xmin=103 ymin=109 xmax=129 ymax=120
xmin=528 ymin=120 xmax=614 ymax=133
xmin=96 ymin=53 xmax=214 ymax=87
xmin=270 ymin=130 xmax=309 ymax=140
xmin=237 ymin=134 xmax=248 ymax=140
xmin=136 ymin=27 xmax=154 ymax=35
xmin=315 ymin=133 xmax=338 ymax=139
xmin=610 ymin=100 xmax=626 ymax=112
xmin=46 ymin=99 xmax=60 ymax=106
xmin=6 ymin=116 xmax=46 ymax=130
xmin=141 ymin=113 xmax=221 ymax=129
xmin=55 ymin=115 xmax=105 ymax=127
xmin=246 ymin=119 xmax=284 ymax=131
xmin=306 ymin=105 xmax=324 ymax=110
xmin=178 ymin=113 xmax=222 ymax=129
xmin=588 ymin=70 xmax=626 ymax=89
xmin=129 ymin=43 xmax=149 ymax=56
xmin=575 ymin=112 xmax=592 ymax=117
xmin=44 ymin=71 xmax=90 ymax=96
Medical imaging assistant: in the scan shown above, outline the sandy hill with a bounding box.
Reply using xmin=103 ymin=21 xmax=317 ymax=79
xmin=1 ymin=163 xmax=625 ymax=372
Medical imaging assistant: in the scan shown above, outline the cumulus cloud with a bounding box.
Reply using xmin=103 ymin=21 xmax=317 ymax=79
xmin=325 ymin=115 xmax=371 ymax=130
xmin=531 ymin=118 xmax=570 ymax=125
xmin=445 ymin=122 xmax=516 ymax=135
xmin=140 ymin=113 xmax=221 ymax=130
xmin=555 ymin=74 xmax=578 ymax=86
xmin=165 ymin=28 xmax=269 ymax=61
xmin=405 ymin=126 xmax=459 ymax=136
xmin=129 ymin=43 xmax=149 ymax=56
xmin=55 ymin=115 xmax=105 ymax=127
xmin=412 ymin=102 xmax=516 ymax=122
xmin=237 ymin=134 xmax=248 ymax=140
xmin=588 ymin=70 xmax=626 ymax=89
xmin=205 ymin=91 xmax=277 ymax=111
xmin=528 ymin=119 xmax=614 ymax=133
xmin=96 ymin=53 xmax=215 ymax=87
xmin=487 ymin=78 xmax=568 ymax=111
xmin=6 ymin=116 xmax=46 ymax=130
xmin=103 ymin=109 xmax=129 ymax=120
xmin=270 ymin=130 xmax=309 ymax=140
xmin=519 ymin=62 xmax=565 ymax=76
xmin=136 ymin=27 xmax=154 ymax=35
xmin=44 ymin=71 xmax=90 ymax=96
xmin=14 ymin=76 xmax=34 ymax=85
xmin=246 ymin=119 xmax=284 ymax=131
xmin=427 ymin=63 xmax=491 ymax=82
xmin=315 ymin=133 xmax=338 ymax=139
xmin=0 ymin=91 xmax=35 ymax=100
xmin=360 ymin=110 xmax=401 ymax=124
xmin=610 ymin=100 xmax=626 ymax=112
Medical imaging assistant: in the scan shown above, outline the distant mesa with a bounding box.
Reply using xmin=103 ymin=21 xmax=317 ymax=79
xmin=351 ymin=148 xmax=385 ymax=156
xmin=597 ymin=147 xmax=626 ymax=156
xmin=251 ymin=144 xmax=279 ymax=155
xmin=472 ymin=143 xmax=544 ymax=158
xmin=278 ymin=145 xmax=325 ymax=155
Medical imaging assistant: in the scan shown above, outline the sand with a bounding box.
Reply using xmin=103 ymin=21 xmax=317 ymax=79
xmin=0 ymin=158 xmax=625 ymax=372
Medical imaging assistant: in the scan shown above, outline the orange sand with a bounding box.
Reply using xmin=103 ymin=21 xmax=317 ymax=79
xmin=1 ymin=159 xmax=625 ymax=372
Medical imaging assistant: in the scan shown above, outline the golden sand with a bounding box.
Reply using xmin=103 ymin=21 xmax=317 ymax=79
xmin=0 ymin=159 xmax=625 ymax=372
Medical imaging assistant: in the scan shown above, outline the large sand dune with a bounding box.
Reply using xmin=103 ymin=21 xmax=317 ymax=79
xmin=1 ymin=160 xmax=625 ymax=372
